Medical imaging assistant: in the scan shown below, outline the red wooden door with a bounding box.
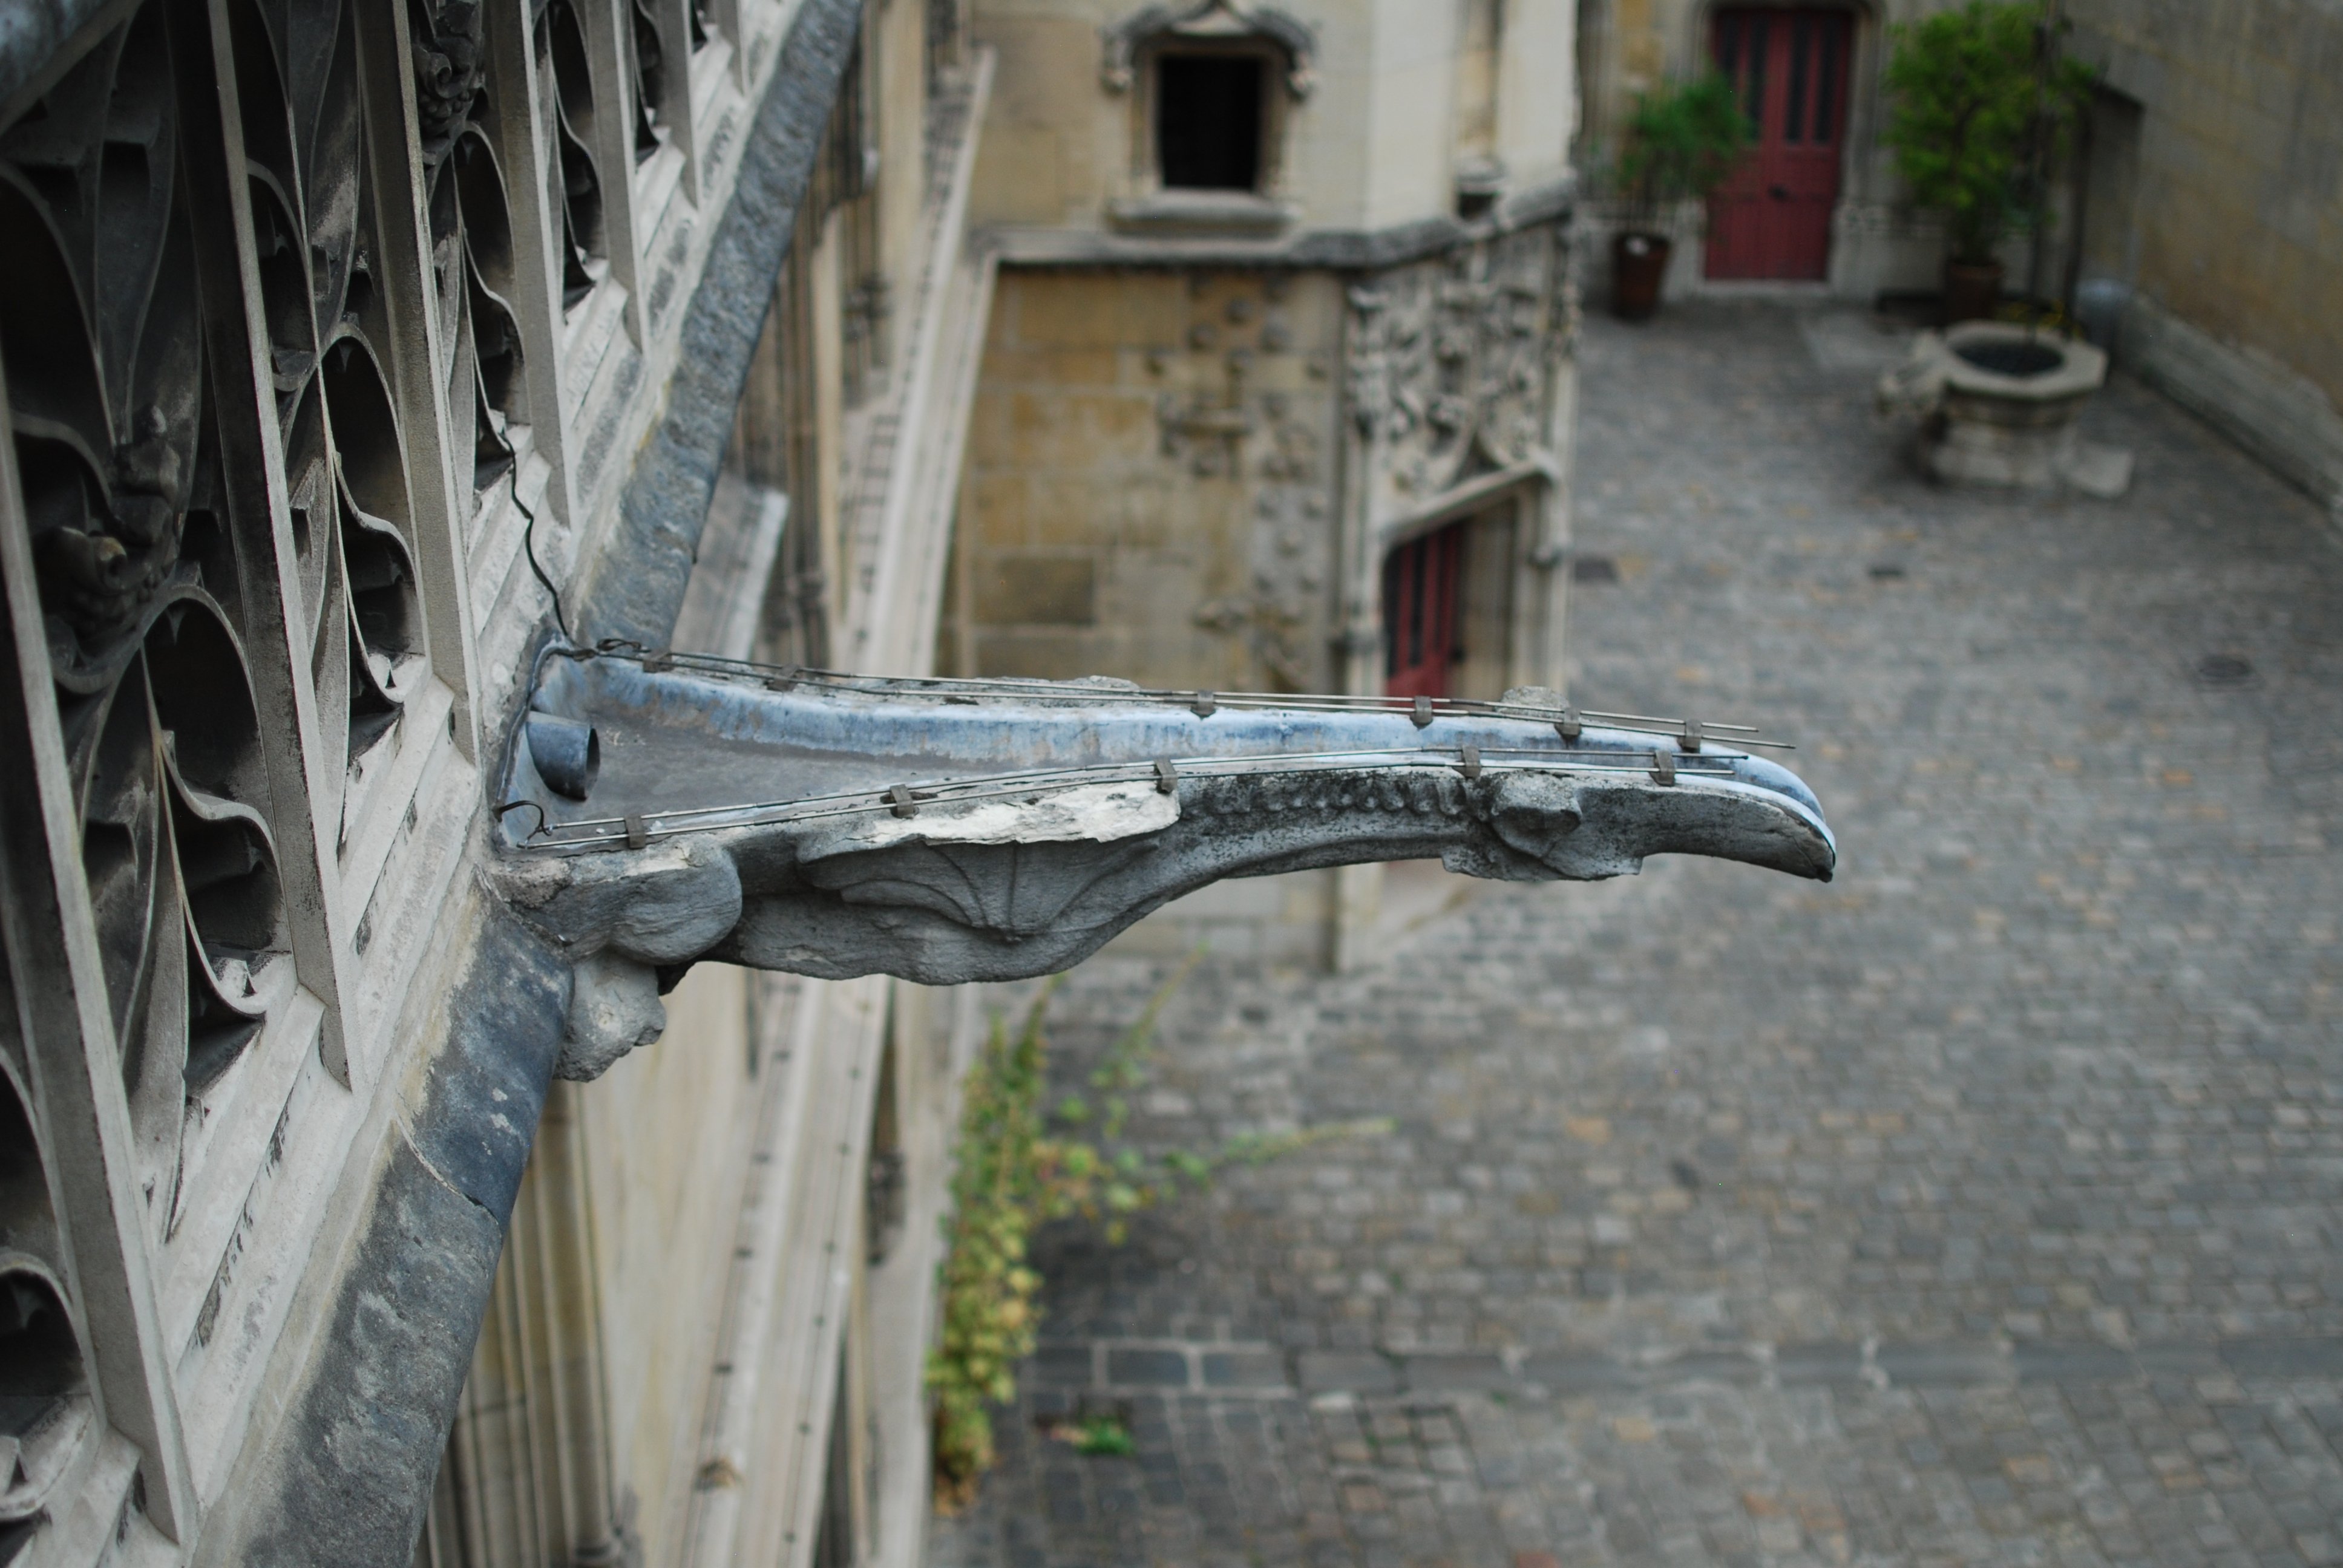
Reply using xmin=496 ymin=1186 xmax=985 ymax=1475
xmin=1706 ymin=8 xmax=1851 ymax=280
xmin=1383 ymin=523 xmax=1465 ymax=700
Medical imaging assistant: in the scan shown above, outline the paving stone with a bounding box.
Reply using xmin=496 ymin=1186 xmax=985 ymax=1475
xmin=926 ymin=301 xmax=2343 ymax=1568
xmin=1201 ymin=1348 xmax=1289 ymax=1388
xmin=1300 ymin=1353 xmax=1400 ymax=1394
xmin=1106 ymin=1347 xmax=1191 ymax=1388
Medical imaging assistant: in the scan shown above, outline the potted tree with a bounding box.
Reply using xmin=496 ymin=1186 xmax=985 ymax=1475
xmin=1884 ymin=1 xmax=2095 ymax=323
xmin=1610 ymin=75 xmax=1751 ymax=322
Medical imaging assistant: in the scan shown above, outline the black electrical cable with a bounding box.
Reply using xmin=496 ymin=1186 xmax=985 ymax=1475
xmin=510 ymin=463 xmax=569 ymax=639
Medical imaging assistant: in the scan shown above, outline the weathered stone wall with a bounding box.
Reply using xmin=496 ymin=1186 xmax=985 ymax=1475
xmin=2069 ymin=0 xmax=2341 ymax=414
xmin=2069 ymin=0 xmax=2343 ymax=509
xmin=583 ymin=964 xmax=756 ymax=1561
xmin=949 ymin=267 xmax=1346 ymax=691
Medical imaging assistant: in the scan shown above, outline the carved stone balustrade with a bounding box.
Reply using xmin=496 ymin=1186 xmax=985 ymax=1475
xmin=490 ymin=644 xmax=1837 ymax=1079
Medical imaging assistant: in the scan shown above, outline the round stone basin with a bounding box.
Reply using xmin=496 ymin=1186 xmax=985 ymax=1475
xmin=1878 ymin=321 xmax=2122 ymax=492
xmin=1953 ymin=338 xmax=2065 ymax=378
xmin=1936 ymin=321 xmax=2108 ymax=417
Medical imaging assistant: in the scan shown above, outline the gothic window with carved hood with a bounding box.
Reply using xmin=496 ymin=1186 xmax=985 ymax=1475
xmin=1103 ymin=0 xmax=1316 ymax=221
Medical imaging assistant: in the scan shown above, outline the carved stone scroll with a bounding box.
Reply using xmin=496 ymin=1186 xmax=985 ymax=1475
xmin=1347 ymin=226 xmax=1569 ymax=503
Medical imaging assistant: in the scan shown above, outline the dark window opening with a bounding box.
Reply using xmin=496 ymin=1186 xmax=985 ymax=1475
xmin=1813 ymin=20 xmax=1841 ymax=143
xmin=1785 ymin=14 xmax=1810 ymax=142
xmin=1156 ymin=54 xmax=1264 ymax=190
xmin=1383 ymin=522 xmax=1467 ymax=700
xmin=865 ymin=1033 xmax=905 ymax=1266
xmin=1729 ymin=13 xmax=1769 ymax=124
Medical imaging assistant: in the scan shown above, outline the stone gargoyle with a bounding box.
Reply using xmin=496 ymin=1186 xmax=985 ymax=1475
xmin=488 ymin=644 xmax=1837 ymax=1079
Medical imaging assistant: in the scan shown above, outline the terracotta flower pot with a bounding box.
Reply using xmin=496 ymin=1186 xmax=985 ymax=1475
xmin=1611 ymin=232 xmax=1673 ymax=322
xmin=1943 ymin=260 xmax=2005 ymax=325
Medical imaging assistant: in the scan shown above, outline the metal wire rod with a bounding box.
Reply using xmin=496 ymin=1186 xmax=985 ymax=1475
xmin=510 ymin=746 xmax=1753 ymax=851
xmin=565 ymin=642 xmax=1799 ymax=750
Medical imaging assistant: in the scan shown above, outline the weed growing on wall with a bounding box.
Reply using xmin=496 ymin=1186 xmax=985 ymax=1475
xmin=928 ymin=959 xmax=1389 ymax=1506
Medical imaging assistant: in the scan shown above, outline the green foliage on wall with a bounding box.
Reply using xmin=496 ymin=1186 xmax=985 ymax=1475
xmin=927 ymin=959 xmax=1389 ymax=1507
xmin=1884 ymin=1 xmax=2096 ymax=264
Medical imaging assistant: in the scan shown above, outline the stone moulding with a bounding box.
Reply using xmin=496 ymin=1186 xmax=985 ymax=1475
xmin=1099 ymin=1 xmax=1318 ymax=97
xmin=488 ymin=646 xmax=1837 ymax=1080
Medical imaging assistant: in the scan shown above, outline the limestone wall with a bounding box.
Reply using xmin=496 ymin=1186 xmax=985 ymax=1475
xmin=948 ymin=267 xmax=1347 ymax=691
xmin=2070 ymin=0 xmax=2341 ymax=410
xmin=2069 ymin=0 xmax=2343 ymax=507
xmin=585 ymin=965 xmax=758 ymax=1561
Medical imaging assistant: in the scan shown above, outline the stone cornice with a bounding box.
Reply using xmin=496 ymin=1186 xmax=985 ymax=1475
xmin=981 ymin=172 xmax=1578 ymax=272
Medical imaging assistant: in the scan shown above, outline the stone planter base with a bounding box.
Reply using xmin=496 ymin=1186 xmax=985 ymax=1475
xmin=1878 ymin=322 xmax=2133 ymax=497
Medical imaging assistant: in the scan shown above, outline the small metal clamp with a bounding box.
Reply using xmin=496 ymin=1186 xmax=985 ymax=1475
xmin=888 ymin=785 xmax=919 ymax=818
xmin=641 ymin=650 xmax=674 ymax=674
xmin=624 ymin=813 xmax=649 ymax=849
xmin=1555 ymin=706 xmax=1582 ymax=742
xmin=494 ymin=799 xmax=548 ymax=839
xmin=764 ymin=671 xmax=799 ymax=693
xmin=1191 ymin=691 xmax=1217 ymax=718
xmin=1458 ymin=743 xmax=1483 ymax=780
xmin=1679 ymin=720 xmax=1703 ymax=753
xmin=1649 ymin=750 xmax=1676 ymax=786
xmin=1411 ymin=695 xmax=1435 ymax=729
xmin=1153 ymin=757 xmax=1179 ymax=795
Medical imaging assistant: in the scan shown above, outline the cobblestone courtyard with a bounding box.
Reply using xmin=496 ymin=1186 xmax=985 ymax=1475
xmin=926 ymin=302 xmax=2343 ymax=1568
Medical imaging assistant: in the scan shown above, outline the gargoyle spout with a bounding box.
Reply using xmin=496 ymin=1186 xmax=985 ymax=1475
xmin=491 ymin=645 xmax=1836 ymax=1077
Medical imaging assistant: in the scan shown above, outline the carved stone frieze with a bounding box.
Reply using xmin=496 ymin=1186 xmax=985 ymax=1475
xmin=489 ymin=652 xmax=1836 ymax=1079
xmin=411 ymin=1 xmax=486 ymax=165
xmin=1346 ymin=223 xmax=1574 ymax=505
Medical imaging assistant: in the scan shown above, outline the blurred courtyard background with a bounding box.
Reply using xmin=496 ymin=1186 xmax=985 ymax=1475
xmin=931 ymin=298 xmax=2343 ymax=1568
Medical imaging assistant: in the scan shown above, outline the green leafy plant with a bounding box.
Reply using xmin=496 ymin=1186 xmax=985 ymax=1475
xmin=1884 ymin=1 xmax=2096 ymax=264
xmin=1616 ymin=74 xmax=1754 ymax=226
xmin=1069 ymin=1414 xmax=1135 ymax=1457
xmin=1037 ymin=1408 xmax=1138 ymax=1457
xmin=926 ymin=959 xmax=1391 ymax=1507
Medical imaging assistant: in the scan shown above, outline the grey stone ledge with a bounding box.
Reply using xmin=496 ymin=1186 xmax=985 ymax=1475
xmin=982 ymin=173 xmax=1577 ymax=273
